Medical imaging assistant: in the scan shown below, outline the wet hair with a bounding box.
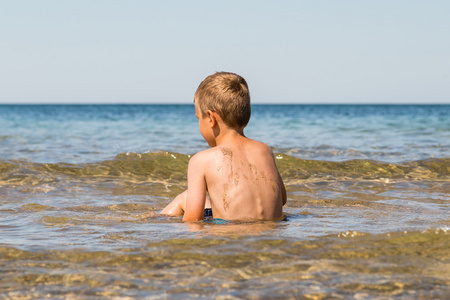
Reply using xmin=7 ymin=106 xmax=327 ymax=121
xmin=195 ymin=72 xmax=251 ymax=129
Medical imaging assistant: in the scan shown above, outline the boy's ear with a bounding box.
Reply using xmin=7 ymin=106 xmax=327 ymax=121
xmin=206 ymin=110 xmax=217 ymax=128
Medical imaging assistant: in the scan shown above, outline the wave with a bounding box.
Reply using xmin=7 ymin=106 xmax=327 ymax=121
xmin=0 ymin=152 xmax=449 ymax=189
xmin=274 ymin=154 xmax=450 ymax=183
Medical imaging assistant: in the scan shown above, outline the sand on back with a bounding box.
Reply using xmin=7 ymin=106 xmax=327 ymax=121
xmin=202 ymin=137 xmax=284 ymax=221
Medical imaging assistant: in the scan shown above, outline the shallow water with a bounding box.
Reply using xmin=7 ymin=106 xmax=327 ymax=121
xmin=0 ymin=105 xmax=449 ymax=299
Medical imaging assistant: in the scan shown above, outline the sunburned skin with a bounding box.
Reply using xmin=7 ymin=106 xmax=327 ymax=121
xmin=160 ymin=136 xmax=287 ymax=221
xmin=202 ymin=137 xmax=285 ymax=221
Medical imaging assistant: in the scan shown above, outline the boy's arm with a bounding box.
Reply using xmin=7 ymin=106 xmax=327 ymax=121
xmin=270 ymin=148 xmax=287 ymax=206
xmin=182 ymin=153 xmax=207 ymax=222
xmin=160 ymin=190 xmax=187 ymax=216
xmin=279 ymin=172 xmax=287 ymax=205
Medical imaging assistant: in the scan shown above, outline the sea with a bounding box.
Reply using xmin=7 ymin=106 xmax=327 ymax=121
xmin=0 ymin=104 xmax=449 ymax=299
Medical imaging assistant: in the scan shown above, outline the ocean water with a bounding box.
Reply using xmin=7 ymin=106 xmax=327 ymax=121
xmin=0 ymin=104 xmax=449 ymax=299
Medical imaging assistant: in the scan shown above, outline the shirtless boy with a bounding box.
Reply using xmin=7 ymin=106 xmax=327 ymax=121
xmin=161 ymin=72 xmax=287 ymax=221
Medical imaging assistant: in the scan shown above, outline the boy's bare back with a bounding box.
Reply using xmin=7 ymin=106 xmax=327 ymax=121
xmin=190 ymin=136 xmax=285 ymax=221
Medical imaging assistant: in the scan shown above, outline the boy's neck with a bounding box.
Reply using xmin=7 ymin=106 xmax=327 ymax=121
xmin=213 ymin=127 xmax=245 ymax=146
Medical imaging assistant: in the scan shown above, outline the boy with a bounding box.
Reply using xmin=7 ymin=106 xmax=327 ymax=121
xmin=161 ymin=72 xmax=287 ymax=221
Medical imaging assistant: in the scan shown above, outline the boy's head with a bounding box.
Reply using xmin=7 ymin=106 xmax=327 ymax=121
xmin=195 ymin=72 xmax=251 ymax=129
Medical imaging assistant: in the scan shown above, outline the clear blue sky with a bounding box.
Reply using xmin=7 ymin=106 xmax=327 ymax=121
xmin=1 ymin=1 xmax=449 ymax=104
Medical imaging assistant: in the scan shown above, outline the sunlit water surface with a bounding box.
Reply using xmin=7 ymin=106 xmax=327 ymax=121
xmin=1 ymin=105 xmax=449 ymax=299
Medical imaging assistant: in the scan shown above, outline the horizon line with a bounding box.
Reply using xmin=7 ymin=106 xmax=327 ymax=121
xmin=0 ymin=102 xmax=449 ymax=106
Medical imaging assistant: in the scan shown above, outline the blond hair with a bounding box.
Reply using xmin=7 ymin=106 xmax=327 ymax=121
xmin=195 ymin=72 xmax=251 ymax=129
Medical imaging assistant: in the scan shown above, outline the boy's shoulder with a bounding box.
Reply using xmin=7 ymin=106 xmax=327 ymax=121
xmin=189 ymin=138 xmax=274 ymax=166
xmin=195 ymin=140 xmax=274 ymax=167
xmin=239 ymin=138 xmax=275 ymax=159
xmin=245 ymin=139 xmax=273 ymax=152
xmin=195 ymin=139 xmax=273 ymax=155
xmin=188 ymin=147 xmax=217 ymax=167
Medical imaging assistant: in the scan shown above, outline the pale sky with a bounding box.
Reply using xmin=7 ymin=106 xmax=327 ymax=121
xmin=1 ymin=1 xmax=449 ymax=104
